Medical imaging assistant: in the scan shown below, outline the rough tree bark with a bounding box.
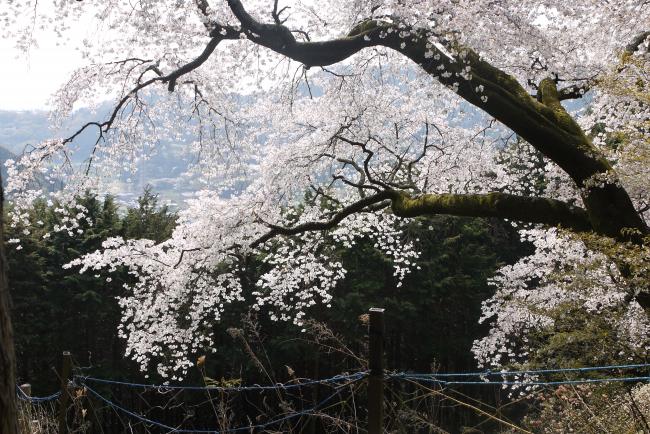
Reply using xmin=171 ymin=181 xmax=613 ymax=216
xmin=0 ymin=173 xmax=17 ymax=434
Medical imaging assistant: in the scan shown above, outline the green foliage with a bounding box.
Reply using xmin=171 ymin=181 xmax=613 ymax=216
xmin=528 ymin=303 xmax=628 ymax=369
xmin=516 ymin=230 xmax=650 ymax=373
xmin=318 ymin=215 xmax=525 ymax=373
xmin=122 ymin=185 xmax=177 ymax=242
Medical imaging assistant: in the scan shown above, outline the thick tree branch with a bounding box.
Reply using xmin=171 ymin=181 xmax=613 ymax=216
xmin=166 ymin=36 xmax=222 ymax=91
xmin=222 ymin=1 xmax=590 ymax=176
xmin=226 ymin=0 xmax=382 ymax=65
xmin=389 ymin=191 xmax=593 ymax=233
xmin=248 ymin=188 xmax=592 ymax=252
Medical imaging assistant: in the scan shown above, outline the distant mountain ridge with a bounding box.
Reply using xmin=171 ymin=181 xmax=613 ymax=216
xmin=0 ymin=104 xmax=193 ymax=207
xmin=2 ymin=90 xmax=574 ymax=206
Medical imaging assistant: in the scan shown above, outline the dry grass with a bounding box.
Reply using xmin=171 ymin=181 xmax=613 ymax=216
xmin=17 ymin=401 xmax=57 ymax=434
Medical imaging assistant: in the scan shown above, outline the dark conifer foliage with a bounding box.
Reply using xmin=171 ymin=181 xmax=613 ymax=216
xmin=8 ymin=190 xmax=177 ymax=394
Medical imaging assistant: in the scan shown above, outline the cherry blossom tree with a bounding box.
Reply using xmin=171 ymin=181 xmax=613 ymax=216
xmin=1 ymin=0 xmax=649 ymax=389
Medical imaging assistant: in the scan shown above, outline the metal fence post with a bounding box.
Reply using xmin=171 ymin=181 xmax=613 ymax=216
xmin=368 ymin=307 xmax=385 ymax=434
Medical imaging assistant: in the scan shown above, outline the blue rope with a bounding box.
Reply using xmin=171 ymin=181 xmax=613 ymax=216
xmin=82 ymin=374 xmax=364 ymax=433
xmin=16 ymin=385 xmax=61 ymax=403
xmin=73 ymin=361 xmax=650 ymax=393
xmin=394 ymin=374 xmax=650 ymax=387
xmin=393 ymin=362 xmax=650 ymax=378
xmin=75 ymin=371 xmax=367 ymax=392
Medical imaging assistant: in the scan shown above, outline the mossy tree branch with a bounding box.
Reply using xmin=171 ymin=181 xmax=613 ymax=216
xmin=388 ymin=191 xmax=592 ymax=232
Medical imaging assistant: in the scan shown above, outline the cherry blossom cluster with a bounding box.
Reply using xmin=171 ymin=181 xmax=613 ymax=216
xmin=472 ymin=227 xmax=650 ymax=374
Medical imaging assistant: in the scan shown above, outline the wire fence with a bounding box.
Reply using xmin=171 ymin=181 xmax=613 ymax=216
xmin=389 ymin=362 xmax=650 ymax=387
xmin=16 ymin=385 xmax=61 ymax=403
xmin=81 ymin=376 xmax=363 ymax=433
xmin=17 ymin=362 xmax=650 ymax=432
xmin=394 ymin=362 xmax=650 ymax=378
xmin=75 ymin=371 xmax=368 ymax=392
xmin=392 ymin=374 xmax=650 ymax=387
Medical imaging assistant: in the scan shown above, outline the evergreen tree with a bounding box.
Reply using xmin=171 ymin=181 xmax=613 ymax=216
xmin=123 ymin=185 xmax=176 ymax=242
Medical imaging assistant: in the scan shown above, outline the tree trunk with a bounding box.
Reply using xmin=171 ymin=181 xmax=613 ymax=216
xmin=0 ymin=175 xmax=18 ymax=434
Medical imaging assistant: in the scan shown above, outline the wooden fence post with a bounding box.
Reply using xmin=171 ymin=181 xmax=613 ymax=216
xmin=58 ymin=351 xmax=72 ymax=434
xmin=368 ymin=307 xmax=385 ymax=434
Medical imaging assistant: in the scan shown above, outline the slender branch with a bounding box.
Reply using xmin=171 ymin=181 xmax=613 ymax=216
xmin=624 ymin=30 xmax=650 ymax=55
xmin=271 ymin=0 xmax=289 ymax=25
xmin=334 ymin=135 xmax=390 ymax=189
xmin=194 ymin=0 xmax=211 ymax=19
xmin=332 ymin=174 xmax=380 ymax=193
xmin=63 ymin=35 xmax=232 ymax=171
xmin=173 ymin=248 xmax=202 ymax=268
xmin=166 ymin=36 xmax=222 ymax=91
xmin=250 ymin=191 xmax=392 ymax=248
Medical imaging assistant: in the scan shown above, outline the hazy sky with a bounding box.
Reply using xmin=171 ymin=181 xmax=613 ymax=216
xmin=0 ymin=41 xmax=84 ymax=111
xmin=0 ymin=2 xmax=93 ymax=112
